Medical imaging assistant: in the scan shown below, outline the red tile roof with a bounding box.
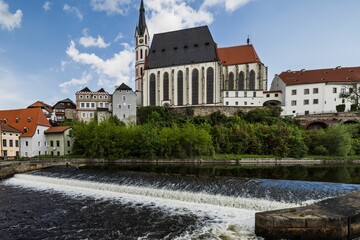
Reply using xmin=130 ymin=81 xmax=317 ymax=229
xmin=0 ymin=108 xmax=51 ymax=137
xmin=28 ymin=101 xmax=53 ymax=113
xmin=44 ymin=126 xmax=70 ymax=134
xmin=279 ymin=66 xmax=360 ymax=85
xmin=218 ymin=44 xmax=261 ymax=66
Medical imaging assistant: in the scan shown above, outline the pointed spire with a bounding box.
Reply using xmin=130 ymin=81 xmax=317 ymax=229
xmin=137 ymin=0 xmax=147 ymax=36
xmin=247 ymin=35 xmax=251 ymax=45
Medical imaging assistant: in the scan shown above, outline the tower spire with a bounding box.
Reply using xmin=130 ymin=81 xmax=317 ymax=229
xmin=137 ymin=0 xmax=146 ymax=36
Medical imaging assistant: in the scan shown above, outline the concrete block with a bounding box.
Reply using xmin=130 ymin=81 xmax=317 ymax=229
xmin=255 ymin=213 xmax=273 ymax=229
xmin=306 ymin=217 xmax=326 ymax=228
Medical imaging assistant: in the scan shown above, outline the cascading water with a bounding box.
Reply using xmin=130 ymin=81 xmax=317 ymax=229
xmin=1 ymin=167 xmax=360 ymax=239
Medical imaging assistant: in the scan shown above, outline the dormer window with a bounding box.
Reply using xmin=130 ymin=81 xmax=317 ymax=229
xmin=28 ymin=117 xmax=32 ymax=122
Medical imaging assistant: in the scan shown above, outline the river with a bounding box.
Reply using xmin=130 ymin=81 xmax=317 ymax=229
xmin=1 ymin=166 xmax=360 ymax=239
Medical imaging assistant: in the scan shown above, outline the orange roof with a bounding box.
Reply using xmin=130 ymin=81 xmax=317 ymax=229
xmin=279 ymin=66 xmax=360 ymax=85
xmin=28 ymin=101 xmax=53 ymax=113
xmin=217 ymin=44 xmax=261 ymax=66
xmin=0 ymin=108 xmax=51 ymax=137
xmin=45 ymin=126 xmax=70 ymax=134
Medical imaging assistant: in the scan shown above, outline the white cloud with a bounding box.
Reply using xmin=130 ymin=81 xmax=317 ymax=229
xmin=114 ymin=32 xmax=124 ymax=42
xmin=90 ymin=0 xmax=131 ymax=15
xmin=146 ymin=0 xmax=213 ymax=34
xmin=43 ymin=1 xmax=52 ymax=12
xmin=79 ymin=29 xmax=110 ymax=48
xmin=59 ymin=72 xmax=92 ymax=93
xmin=201 ymin=0 xmax=252 ymax=12
xmin=0 ymin=0 xmax=22 ymax=31
xmin=63 ymin=4 xmax=83 ymax=21
xmin=66 ymin=40 xmax=134 ymax=88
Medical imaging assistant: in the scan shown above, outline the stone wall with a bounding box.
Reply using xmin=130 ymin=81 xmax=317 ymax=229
xmin=170 ymin=105 xmax=258 ymax=116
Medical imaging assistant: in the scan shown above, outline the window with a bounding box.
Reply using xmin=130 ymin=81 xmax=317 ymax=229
xmin=44 ymin=142 xmax=47 ymax=147
xmin=9 ymin=140 xmax=13 ymax=147
xmin=244 ymin=101 xmax=247 ymax=105
xmin=79 ymin=95 xmax=83 ymax=99
xmin=93 ymin=95 xmax=97 ymax=99
xmin=226 ymin=101 xmax=229 ymax=105
xmin=37 ymin=129 xmax=40 ymax=134
xmin=123 ymin=114 xmax=126 ymax=119
xmin=333 ymin=87 xmax=337 ymax=93
xmin=123 ymin=96 xmax=126 ymax=101
xmin=38 ymin=141 xmax=41 ymax=146
xmin=50 ymin=141 xmax=54 ymax=147
xmin=56 ymin=141 xmax=60 ymax=147
xmin=39 ymin=151 xmax=41 ymax=156
xmin=118 ymin=105 xmax=122 ymax=109
xmin=304 ymin=99 xmax=309 ymax=105
xmin=67 ymin=141 xmax=71 ymax=147
xmin=81 ymin=103 xmax=85 ymax=108
xmin=235 ymin=101 xmax=238 ymax=105
xmin=238 ymin=72 xmax=245 ymax=90
xmin=86 ymin=95 xmax=90 ymax=99
xmin=127 ymin=105 xmax=131 ymax=109
xmin=244 ymin=92 xmax=247 ymax=97
xmin=3 ymin=150 xmax=7 ymax=157
xmin=266 ymin=94 xmax=270 ymax=97
xmin=25 ymin=141 xmax=29 ymax=147
xmin=2 ymin=139 xmax=6 ymax=147
xmin=89 ymin=112 xmax=93 ymax=118
xmin=86 ymin=103 xmax=90 ymax=108
xmin=291 ymin=100 xmax=297 ymax=106
xmin=291 ymin=89 xmax=297 ymax=95
xmin=150 ymin=74 xmax=156 ymax=105
xmin=15 ymin=140 xmax=19 ymax=147
xmin=228 ymin=72 xmax=234 ymax=90
xmin=249 ymin=70 xmax=255 ymax=90
xmin=305 ymin=111 xmax=309 ymax=115
xmin=91 ymin=103 xmax=95 ymax=108
xmin=235 ymin=92 xmax=238 ymax=97
xmin=253 ymin=92 xmax=256 ymax=97
xmin=82 ymin=112 xmax=86 ymax=118
xmin=178 ymin=71 xmax=184 ymax=105
xmin=225 ymin=92 xmax=229 ymax=97
xmin=51 ymin=151 xmax=54 ymax=156
xmin=192 ymin=69 xmax=199 ymax=105
xmin=313 ymin=99 xmax=319 ymax=104
xmin=304 ymin=89 xmax=309 ymax=95
xmin=163 ymin=72 xmax=169 ymax=100
xmin=57 ymin=151 xmax=60 ymax=156
xmin=313 ymin=88 xmax=319 ymax=94
xmin=275 ymin=93 xmax=279 ymax=97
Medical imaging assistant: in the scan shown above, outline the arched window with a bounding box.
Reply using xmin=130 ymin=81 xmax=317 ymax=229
xmin=228 ymin=72 xmax=234 ymax=90
xmin=207 ymin=67 xmax=214 ymax=104
xmin=136 ymin=50 xmax=138 ymax=61
xmin=145 ymin=35 xmax=147 ymax=45
xmin=177 ymin=71 xmax=183 ymax=106
xmin=140 ymin=49 xmax=143 ymax=59
xmin=149 ymin=73 xmax=156 ymax=105
xmin=192 ymin=69 xmax=199 ymax=105
xmin=163 ymin=72 xmax=169 ymax=100
xmin=249 ymin=70 xmax=255 ymax=90
xmin=140 ymin=67 xmax=143 ymax=76
xmin=238 ymin=71 xmax=245 ymax=90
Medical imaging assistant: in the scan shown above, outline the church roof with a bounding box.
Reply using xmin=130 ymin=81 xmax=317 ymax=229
xmin=116 ymin=83 xmax=132 ymax=91
xmin=218 ymin=44 xmax=261 ymax=66
xmin=279 ymin=66 xmax=360 ymax=86
xmin=136 ymin=0 xmax=147 ymax=36
xmin=146 ymin=26 xmax=218 ymax=69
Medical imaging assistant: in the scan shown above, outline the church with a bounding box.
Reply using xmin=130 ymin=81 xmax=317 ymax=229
xmin=135 ymin=0 xmax=272 ymax=107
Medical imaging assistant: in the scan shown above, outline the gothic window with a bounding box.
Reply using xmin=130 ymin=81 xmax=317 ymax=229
xmin=177 ymin=71 xmax=183 ymax=106
xmin=249 ymin=70 xmax=256 ymax=90
xmin=140 ymin=67 xmax=143 ymax=76
xmin=149 ymin=73 xmax=156 ymax=105
xmin=163 ymin=72 xmax=169 ymax=100
xmin=140 ymin=49 xmax=143 ymax=59
xmin=145 ymin=35 xmax=147 ymax=45
xmin=229 ymin=72 xmax=234 ymax=90
xmin=238 ymin=71 xmax=245 ymax=90
xmin=192 ymin=69 xmax=199 ymax=105
xmin=207 ymin=67 xmax=214 ymax=104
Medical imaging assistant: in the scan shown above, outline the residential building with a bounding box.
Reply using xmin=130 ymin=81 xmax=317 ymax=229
xmin=0 ymin=108 xmax=51 ymax=157
xmin=135 ymin=0 xmax=270 ymax=108
xmin=75 ymin=87 xmax=112 ymax=122
xmin=0 ymin=122 xmax=21 ymax=159
xmin=45 ymin=126 xmax=73 ymax=156
xmin=270 ymin=66 xmax=360 ymax=116
xmin=53 ymin=98 xmax=76 ymax=122
xmin=28 ymin=101 xmax=55 ymax=122
xmin=112 ymin=83 xmax=137 ymax=124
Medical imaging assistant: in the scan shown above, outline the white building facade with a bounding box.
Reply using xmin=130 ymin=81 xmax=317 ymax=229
xmin=112 ymin=83 xmax=137 ymax=124
xmin=271 ymin=67 xmax=360 ymax=116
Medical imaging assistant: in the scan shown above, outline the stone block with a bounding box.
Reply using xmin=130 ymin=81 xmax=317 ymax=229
xmin=255 ymin=213 xmax=273 ymax=229
xmin=306 ymin=217 xmax=326 ymax=228
xmin=273 ymin=215 xmax=291 ymax=228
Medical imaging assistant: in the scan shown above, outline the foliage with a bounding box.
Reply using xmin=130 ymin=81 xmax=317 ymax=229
xmin=336 ymin=104 xmax=346 ymax=112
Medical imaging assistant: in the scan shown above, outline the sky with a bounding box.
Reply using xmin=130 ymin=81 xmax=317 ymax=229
xmin=0 ymin=0 xmax=360 ymax=109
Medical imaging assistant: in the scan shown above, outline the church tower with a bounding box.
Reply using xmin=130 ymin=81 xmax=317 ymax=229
xmin=135 ymin=0 xmax=149 ymax=92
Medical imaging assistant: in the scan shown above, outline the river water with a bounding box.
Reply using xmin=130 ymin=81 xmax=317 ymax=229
xmin=1 ymin=166 xmax=360 ymax=239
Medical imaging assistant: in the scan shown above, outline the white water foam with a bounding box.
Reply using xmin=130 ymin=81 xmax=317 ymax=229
xmin=4 ymin=174 xmax=301 ymax=239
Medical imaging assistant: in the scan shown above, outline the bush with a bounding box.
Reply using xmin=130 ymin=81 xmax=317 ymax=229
xmin=336 ymin=104 xmax=346 ymax=112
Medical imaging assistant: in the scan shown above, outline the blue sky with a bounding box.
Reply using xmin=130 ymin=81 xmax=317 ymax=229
xmin=0 ymin=0 xmax=359 ymax=109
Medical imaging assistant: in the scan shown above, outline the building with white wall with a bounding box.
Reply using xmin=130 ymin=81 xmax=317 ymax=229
xmin=112 ymin=83 xmax=137 ymax=124
xmin=0 ymin=108 xmax=51 ymax=157
xmin=270 ymin=66 xmax=360 ymax=116
xmin=135 ymin=0 xmax=272 ymax=108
